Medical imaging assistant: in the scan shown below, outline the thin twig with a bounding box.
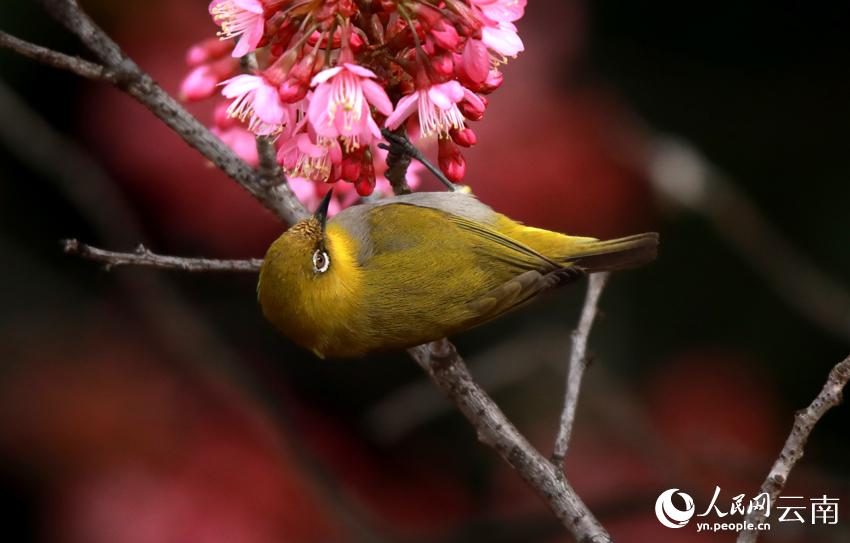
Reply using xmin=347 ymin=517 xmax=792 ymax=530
xmin=650 ymin=136 xmax=850 ymax=342
xmin=553 ymin=272 xmax=609 ymax=464
xmin=737 ymin=354 xmax=850 ymax=543
xmin=0 ymin=31 xmax=116 ymax=82
xmin=380 ymin=127 xmax=457 ymax=192
xmin=15 ymin=0 xmax=309 ymax=224
xmin=408 ymin=340 xmax=613 ymax=543
xmin=63 ymin=239 xmax=262 ymax=272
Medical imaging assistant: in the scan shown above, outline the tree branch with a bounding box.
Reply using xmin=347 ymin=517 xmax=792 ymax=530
xmin=14 ymin=0 xmax=309 ymax=225
xmin=737 ymin=353 xmax=850 ymax=543
xmin=553 ymin=272 xmax=609 ymax=464
xmin=408 ymin=340 xmax=612 ymax=542
xmin=0 ymin=31 xmax=116 ymax=82
xmin=63 ymin=239 xmax=262 ymax=272
xmin=256 ymin=135 xmax=284 ymax=188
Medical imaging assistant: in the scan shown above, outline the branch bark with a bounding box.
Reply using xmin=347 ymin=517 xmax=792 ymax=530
xmin=63 ymin=239 xmax=262 ymax=272
xmin=408 ymin=340 xmax=613 ymax=543
xmin=553 ymin=272 xmax=609 ymax=464
xmin=0 ymin=31 xmax=115 ymax=82
xmin=737 ymin=353 xmax=850 ymax=543
xmin=12 ymin=0 xmax=309 ymax=225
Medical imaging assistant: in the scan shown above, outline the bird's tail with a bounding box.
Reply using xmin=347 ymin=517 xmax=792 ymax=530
xmin=565 ymin=232 xmax=659 ymax=272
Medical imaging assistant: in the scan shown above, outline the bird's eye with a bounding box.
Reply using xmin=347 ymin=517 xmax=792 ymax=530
xmin=312 ymin=249 xmax=330 ymax=273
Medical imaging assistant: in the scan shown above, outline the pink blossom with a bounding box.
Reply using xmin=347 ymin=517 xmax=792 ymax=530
xmin=481 ymin=21 xmax=524 ymax=59
xmin=471 ymin=0 xmax=527 ymax=23
xmin=307 ymin=63 xmax=392 ymax=151
xmin=279 ymin=133 xmax=343 ymax=182
xmin=469 ymin=0 xmax=525 ymax=61
xmin=220 ymin=74 xmax=287 ymax=136
xmin=209 ymin=0 xmax=266 ymax=58
xmin=385 ymin=81 xmax=485 ymax=138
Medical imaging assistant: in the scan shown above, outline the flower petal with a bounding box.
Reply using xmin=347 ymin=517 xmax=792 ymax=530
xmin=254 ymin=83 xmax=285 ymax=124
xmin=384 ymin=92 xmax=420 ymax=129
xmin=310 ymin=66 xmax=343 ymax=86
xmin=361 ymin=79 xmax=393 ymax=115
xmin=220 ymin=74 xmax=259 ymax=97
xmin=233 ymin=0 xmax=264 ymax=13
xmin=482 ymin=23 xmax=524 ymax=57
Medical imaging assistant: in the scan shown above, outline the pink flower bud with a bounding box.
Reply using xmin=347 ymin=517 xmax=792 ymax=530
xmin=340 ymin=155 xmax=362 ymax=182
xmin=349 ymin=31 xmax=365 ymax=52
xmin=278 ymin=78 xmax=308 ymax=103
xmin=431 ymin=54 xmax=454 ymax=77
xmin=213 ymin=102 xmax=238 ymax=129
xmin=450 ymin=127 xmax=477 ymax=147
xmin=481 ymin=69 xmax=504 ymax=93
xmin=337 ymin=0 xmax=357 ymax=17
xmin=186 ymin=38 xmax=232 ymax=66
xmin=430 ymin=21 xmax=460 ymax=51
xmin=179 ymin=57 xmax=236 ymax=102
xmin=460 ymin=39 xmax=489 ymax=84
xmin=180 ymin=66 xmax=218 ymax=102
xmin=355 ymin=158 xmax=377 ymax=196
xmin=438 ymin=138 xmax=466 ymax=182
xmin=459 ymin=91 xmax=487 ymax=121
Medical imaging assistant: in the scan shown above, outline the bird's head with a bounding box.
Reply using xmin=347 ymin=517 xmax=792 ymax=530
xmin=257 ymin=190 xmax=362 ymax=356
xmin=265 ymin=189 xmax=334 ymax=280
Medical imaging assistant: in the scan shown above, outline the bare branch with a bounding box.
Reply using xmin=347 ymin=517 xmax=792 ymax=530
xmin=408 ymin=340 xmax=613 ymax=543
xmin=650 ymin=136 xmax=850 ymax=341
xmin=553 ymin=272 xmax=609 ymax=464
xmin=737 ymin=353 xmax=850 ymax=543
xmin=0 ymin=31 xmax=115 ymax=82
xmin=63 ymin=239 xmax=262 ymax=272
xmin=12 ymin=0 xmax=309 ymax=224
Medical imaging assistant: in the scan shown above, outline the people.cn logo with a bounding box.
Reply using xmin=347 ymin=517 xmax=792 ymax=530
xmin=655 ymin=489 xmax=696 ymax=528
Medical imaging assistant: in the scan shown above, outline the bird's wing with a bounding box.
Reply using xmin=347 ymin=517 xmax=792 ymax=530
xmin=447 ymin=214 xmax=562 ymax=273
xmin=463 ymin=267 xmax=584 ymax=328
xmin=445 ymin=214 xmax=584 ymax=328
xmin=358 ymin=202 xmax=582 ymax=335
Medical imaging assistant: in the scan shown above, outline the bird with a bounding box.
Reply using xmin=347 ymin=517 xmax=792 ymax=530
xmin=258 ymin=190 xmax=658 ymax=358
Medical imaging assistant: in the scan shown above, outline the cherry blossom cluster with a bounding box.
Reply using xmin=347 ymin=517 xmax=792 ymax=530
xmin=181 ymin=0 xmax=526 ymax=211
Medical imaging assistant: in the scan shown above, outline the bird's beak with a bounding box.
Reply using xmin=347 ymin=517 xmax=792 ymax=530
xmin=314 ymin=189 xmax=333 ymax=230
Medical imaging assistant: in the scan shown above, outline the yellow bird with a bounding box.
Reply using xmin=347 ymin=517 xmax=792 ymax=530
xmin=258 ymin=190 xmax=658 ymax=358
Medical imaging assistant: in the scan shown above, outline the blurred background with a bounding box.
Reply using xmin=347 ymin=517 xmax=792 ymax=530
xmin=1 ymin=1 xmax=849 ymax=541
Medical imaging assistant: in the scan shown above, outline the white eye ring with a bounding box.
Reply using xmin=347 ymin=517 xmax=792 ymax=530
xmin=312 ymin=249 xmax=330 ymax=273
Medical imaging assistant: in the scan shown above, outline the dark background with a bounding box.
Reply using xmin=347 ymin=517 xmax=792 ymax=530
xmin=1 ymin=1 xmax=848 ymax=541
